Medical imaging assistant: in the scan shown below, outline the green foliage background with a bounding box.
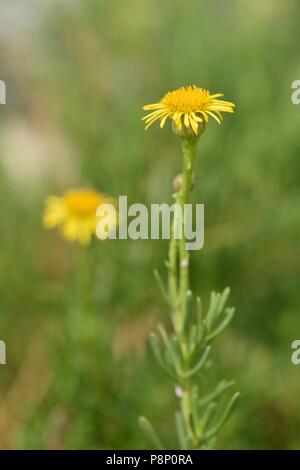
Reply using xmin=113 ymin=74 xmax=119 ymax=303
xmin=0 ymin=0 xmax=300 ymax=449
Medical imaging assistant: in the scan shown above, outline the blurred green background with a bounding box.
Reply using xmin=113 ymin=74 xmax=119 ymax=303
xmin=0 ymin=0 xmax=300 ymax=449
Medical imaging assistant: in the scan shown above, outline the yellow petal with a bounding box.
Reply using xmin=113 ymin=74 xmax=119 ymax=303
xmin=143 ymin=103 xmax=163 ymax=110
xmin=184 ymin=113 xmax=190 ymax=128
xmin=206 ymin=110 xmax=221 ymax=124
xmin=160 ymin=113 xmax=170 ymax=128
xmin=189 ymin=115 xmax=198 ymax=135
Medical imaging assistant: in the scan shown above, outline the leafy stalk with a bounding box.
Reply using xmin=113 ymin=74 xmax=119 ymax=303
xmin=140 ymin=131 xmax=239 ymax=450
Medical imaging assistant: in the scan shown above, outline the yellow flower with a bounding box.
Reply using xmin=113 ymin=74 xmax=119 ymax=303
xmin=142 ymin=85 xmax=235 ymax=135
xmin=43 ymin=188 xmax=117 ymax=246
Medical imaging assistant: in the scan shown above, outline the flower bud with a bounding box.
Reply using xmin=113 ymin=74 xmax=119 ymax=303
xmin=172 ymin=173 xmax=194 ymax=192
xmin=173 ymin=174 xmax=183 ymax=192
xmin=171 ymin=120 xmax=205 ymax=141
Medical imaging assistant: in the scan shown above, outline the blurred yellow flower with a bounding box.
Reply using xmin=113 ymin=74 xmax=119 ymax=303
xmin=43 ymin=188 xmax=117 ymax=246
xmin=143 ymin=85 xmax=235 ymax=135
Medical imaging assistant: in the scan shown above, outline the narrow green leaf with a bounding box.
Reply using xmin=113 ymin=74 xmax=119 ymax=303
xmin=153 ymin=269 xmax=171 ymax=306
xmin=181 ymin=345 xmax=211 ymax=378
xmin=175 ymin=411 xmax=187 ymax=450
xmin=216 ymin=287 xmax=231 ymax=319
xmin=201 ymin=402 xmax=218 ymax=432
xmin=204 ymin=392 xmax=240 ymax=440
xmin=191 ymin=387 xmax=201 ymax=440
xmin=202 ymin=436 xmax=217 ymax=450
xmin=158 ymin=324 xmax=181 ymax=373
xmin=198 ymin=380 xmax=235 ymax=408
xmin=196 ymin=296 xmax=202 ymax=338
xmin=139 ymin=416 xmax=165 ymax=450
xmin=170 ymin=335 xmax=182 ymax=363
xmin=183 ymin=290 xmax=193 ymax=338
xmin=206 ymin=291 xmax=219 ymax=331
xmin=149 ymin=333 xmax=176 ymax=379
xmin=190 ymin=321 xmax=207 ymax=363
xmin=164 ymin=336 xmax=182 ymax=373
xmin=206 ymin=307 xmax=235 ymax=341
xmin=188 ymin=324 xmax=198 ymax=357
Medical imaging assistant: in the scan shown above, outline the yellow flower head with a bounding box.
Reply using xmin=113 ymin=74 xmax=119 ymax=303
xmin=143 ymin=85 xmax=235 ymax=135
xmin=43 ymin=188 xmax=117 ymax=246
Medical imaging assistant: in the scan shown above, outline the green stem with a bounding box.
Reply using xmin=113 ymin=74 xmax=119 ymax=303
xmin=166 ymin=135 xmax=201 ymax=448
xmin=158 ymin=126 xmax=236 ymax=450
xmin=178 ymin=138 xmax=197 ymax=330
xmin=76 ymin=246 xmax=91 ymax=314
xmin=70 ymin=245 xmax=92 ymax=343
xmin=168 ymin=200 xmax=179 ymax=310
xmin=166 ymin=136 xmax=199 ymax=447
xmin=178 ymin=139 xmax=197 ymax=444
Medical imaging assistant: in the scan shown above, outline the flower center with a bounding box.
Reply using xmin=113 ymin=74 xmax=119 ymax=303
xmin=65 ymin=189 xmax=102 ymax=216
xmin=162 ymin=86 xmax=210 ymax=113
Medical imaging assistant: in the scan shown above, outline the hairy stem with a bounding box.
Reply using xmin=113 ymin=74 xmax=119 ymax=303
xmin=178 ymin=139 xmax=197 ymax=329
xmin=168 ymin=137 xmax=198 ymax=448
xmin=168 ymin=195 xmax=179 ymax=311
xmin=178 ymin=138 xmax=198 ymax=447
